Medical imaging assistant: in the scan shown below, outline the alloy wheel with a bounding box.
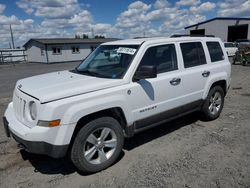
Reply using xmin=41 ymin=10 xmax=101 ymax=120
xmin=83 ymin=127 xmax=117 ymax=165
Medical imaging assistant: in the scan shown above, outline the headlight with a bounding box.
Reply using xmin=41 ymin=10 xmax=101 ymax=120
xmin=29 ymin=101 xmax=37 ymax=120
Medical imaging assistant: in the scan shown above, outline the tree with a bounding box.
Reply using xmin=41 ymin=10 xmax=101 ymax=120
xmin=82 ymin=34 xmax=89 ymax=38
xmin=94 ymin=35 xmax=105 ymax=38
xmin=75 ymin=34 xmax=81 ymax=39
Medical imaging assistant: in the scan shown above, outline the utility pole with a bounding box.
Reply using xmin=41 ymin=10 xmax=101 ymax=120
xmin=10 ymin=24 xmax=15 ymax=49
xmin=91 ymin=28 xmax=94 ymax=38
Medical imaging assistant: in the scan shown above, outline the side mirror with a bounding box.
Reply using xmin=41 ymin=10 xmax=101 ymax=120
xmin=133 ymin=65 xmax=157 ymax=81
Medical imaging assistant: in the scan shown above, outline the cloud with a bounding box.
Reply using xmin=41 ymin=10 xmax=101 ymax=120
xmin=0 ymin=3 xmax=6 ymax=14
xmin=115 ymin=1 xmax=151 ymax=30
xmin=190 ymin=2 xmax=216 ymax=14
xmin=218 ymin=0 xmax=250 ymax=17
xmin=3 ymin=0 xmax=241 ymax=48
xmin=154 ymin=0 xmax=171 ymax=9
xmin=16 ymin=0 xmax=80 ymax=18
xmin=176 ymin=0 xmax=201 ymax=6
xmin=0 ymin=15 xmax=21 ymax=25
xmin=128 ymin=1 xmax=151 ymax=10
xmin=0 ymin=15 xmax=38 ymax=48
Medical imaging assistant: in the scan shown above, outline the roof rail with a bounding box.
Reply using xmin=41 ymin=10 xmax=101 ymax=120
xmin=170 ymin=34 xmax=215 ymax=38
xmin=133 ymin=37 xmax=150 ymax=39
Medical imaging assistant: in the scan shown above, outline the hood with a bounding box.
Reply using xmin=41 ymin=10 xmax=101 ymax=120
xmin=16 ymin=70 xmax=125 ymax=103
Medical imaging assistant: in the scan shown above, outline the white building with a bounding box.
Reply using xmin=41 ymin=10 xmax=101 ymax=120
xmin=23 ymin=38 xmax=118 ymax=63
xmin=185 ymin=17 xmax=250 ymax=42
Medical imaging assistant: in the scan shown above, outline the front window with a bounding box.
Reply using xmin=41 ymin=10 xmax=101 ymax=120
xmin=52 ymin=47 xmax=61 ymax=55
xmin=76 ymin=45 xmax=139 ymax=79
xmin=72 ymin=46 xmax=80 ymax=54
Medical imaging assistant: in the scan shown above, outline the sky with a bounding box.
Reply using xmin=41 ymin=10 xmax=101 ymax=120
xmin=0 ymin=0 xmax=249 ymax=48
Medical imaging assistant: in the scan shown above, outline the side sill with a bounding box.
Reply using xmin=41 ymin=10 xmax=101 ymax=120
xmin=124 ymin=100 xmax=203 ymax=137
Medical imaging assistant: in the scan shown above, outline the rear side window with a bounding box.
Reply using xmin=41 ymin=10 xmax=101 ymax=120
xmin=139 ymin=44 xmax=178 ymax=74
xmin=180 ymin=42 xmax=206 ymax=68
xmin=206 ymin=42 xmax=224 ymax=62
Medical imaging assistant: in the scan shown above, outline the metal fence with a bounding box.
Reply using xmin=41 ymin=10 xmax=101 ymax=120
xmin=0 ymin=49 xmax=27 ymax=64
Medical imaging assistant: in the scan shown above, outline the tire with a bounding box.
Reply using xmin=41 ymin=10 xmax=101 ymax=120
xmin=232 ymin=56 xmax=236 ymax=64
xmin=201 ymin=86 xmax=224 ymax=121
xmin=70 ymin=117 xmax=124 ymax=173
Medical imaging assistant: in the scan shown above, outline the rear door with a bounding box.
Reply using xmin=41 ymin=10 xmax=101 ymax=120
xmin=177 ymin=41 xmax=210 ymax=104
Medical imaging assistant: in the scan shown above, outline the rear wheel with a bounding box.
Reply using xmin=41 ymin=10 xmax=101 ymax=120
xmin=201 ymin=86 xmax=224 ymax=121
xmin=70 ymin=117 xmax=124 ymax=173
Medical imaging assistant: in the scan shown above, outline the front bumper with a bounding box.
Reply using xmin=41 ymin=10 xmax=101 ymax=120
xmin=3 ymin=103 xmax=73 ymax=158
xmin=3 ymin=117 xmax=67 ymax=158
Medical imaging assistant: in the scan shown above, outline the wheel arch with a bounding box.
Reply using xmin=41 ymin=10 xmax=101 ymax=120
xmin=203 ymin=78 xmax=228 ymax=99
xmin=68 ymin=107 xmax=129 ymax=152
xmin=210 ymin=80 xmax=227 ymax=95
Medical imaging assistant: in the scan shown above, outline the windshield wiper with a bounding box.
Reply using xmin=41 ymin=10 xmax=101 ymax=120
xmin=75 ymin=69 xmax=108 ymax=78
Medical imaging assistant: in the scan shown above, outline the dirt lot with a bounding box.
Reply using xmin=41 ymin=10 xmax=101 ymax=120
xmin=0 ymin=62 xmax=249 ymax=188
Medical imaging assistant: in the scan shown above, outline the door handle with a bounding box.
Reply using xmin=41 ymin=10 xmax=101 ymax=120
xmin=202 ymin=71 xmax=210 ymax=77
xmin=170 ymin=78 xmax=181 ymax=86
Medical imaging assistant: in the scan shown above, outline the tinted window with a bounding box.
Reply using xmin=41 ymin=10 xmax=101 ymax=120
xmin=224 ymin=43 xmax=235 ymax=48
xmin=139 ymin=44 xmax=178 ymax=74
xmin=180 ymin=42 xmax=206 ymax=68
xmin=207 ymin=42 xmax=224 ymax=62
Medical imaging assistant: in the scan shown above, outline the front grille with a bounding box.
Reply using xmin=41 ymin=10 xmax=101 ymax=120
xmin=13 ymin=90 xmax=26 ymax=123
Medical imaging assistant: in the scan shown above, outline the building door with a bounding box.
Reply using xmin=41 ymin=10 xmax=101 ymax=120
xmin=227 ymin=24 xmax=248 ymax=42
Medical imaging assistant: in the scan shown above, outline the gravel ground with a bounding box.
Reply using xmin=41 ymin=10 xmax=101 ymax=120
xmin=0 ymin=62 xmax=249 ymax=188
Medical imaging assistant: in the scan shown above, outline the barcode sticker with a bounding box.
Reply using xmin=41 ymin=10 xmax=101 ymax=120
xmin=117 ymin=47 xmax=136 ymax=55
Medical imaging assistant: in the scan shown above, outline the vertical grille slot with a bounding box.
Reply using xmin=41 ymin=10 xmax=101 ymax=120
xmin=13 ymin=91 xmax=25 ymax=122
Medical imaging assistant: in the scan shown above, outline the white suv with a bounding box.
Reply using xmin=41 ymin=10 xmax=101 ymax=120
xmin=3 ymin=36 xmax=231 ymax=173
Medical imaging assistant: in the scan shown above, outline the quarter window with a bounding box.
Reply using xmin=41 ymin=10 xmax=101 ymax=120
xmin=138 ymin=44 xmax=178 ymax=74
xmin=206 ymin=42 xmax=224 ymax=62
xmin=180 ymin=42 xmax=206 ymax=68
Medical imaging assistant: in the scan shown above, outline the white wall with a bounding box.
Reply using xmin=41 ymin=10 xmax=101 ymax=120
xmin=185 ymin=19 xmax=250 ymax=42
xmin=26 ymin=41 xmax=47 ymax=63
xmin=26 ymin=42 xmax=99 ymax=63
xmin=47 ymin=43 xmax=98 ymax=63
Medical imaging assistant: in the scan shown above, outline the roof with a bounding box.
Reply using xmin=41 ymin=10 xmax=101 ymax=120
xmin=23 ymin=38 xmax=119 ymax=47
xmin=103 ymin=36 xmax=220 ymax=46
xmin=185 ymin=17 xmax=250 ymax=29
xmin=104 ymin=37 xmax=165 ymax=45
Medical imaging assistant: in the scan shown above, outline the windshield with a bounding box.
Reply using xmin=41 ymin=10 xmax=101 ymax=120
xmin=224 ymin=43 xmax=235 ymax=47
xmin=76 ymin=45 xmax=139 ymax=79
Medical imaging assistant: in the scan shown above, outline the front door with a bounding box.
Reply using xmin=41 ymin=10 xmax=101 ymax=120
xmin=128 ymin=43 xmax=187 ymax=129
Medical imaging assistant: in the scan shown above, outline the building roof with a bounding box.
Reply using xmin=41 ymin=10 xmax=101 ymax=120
xmin=23 ymin=38 xmax=119 ymax=47
xmin=184 ymin=17 xmax=250 ymax=29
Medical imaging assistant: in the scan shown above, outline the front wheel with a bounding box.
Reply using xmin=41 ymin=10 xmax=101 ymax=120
xmin=70 ymin=117 xmax=124 ymax=173
xmin=201 ymin=86 xmax=225 ymax=121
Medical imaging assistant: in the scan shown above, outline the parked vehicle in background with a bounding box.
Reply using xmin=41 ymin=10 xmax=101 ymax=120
xmin=233 ymin=43 xmax=250 ymax=66
xmin=224 ymin=42 xmax=238 ymax=57
xmin=235 ymin=39 xmax=250 ymax=46
xmin=3 ymin=36 xmax=231 ymax=173
xmin=109 ymin=49 xmax=120 ymax=61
